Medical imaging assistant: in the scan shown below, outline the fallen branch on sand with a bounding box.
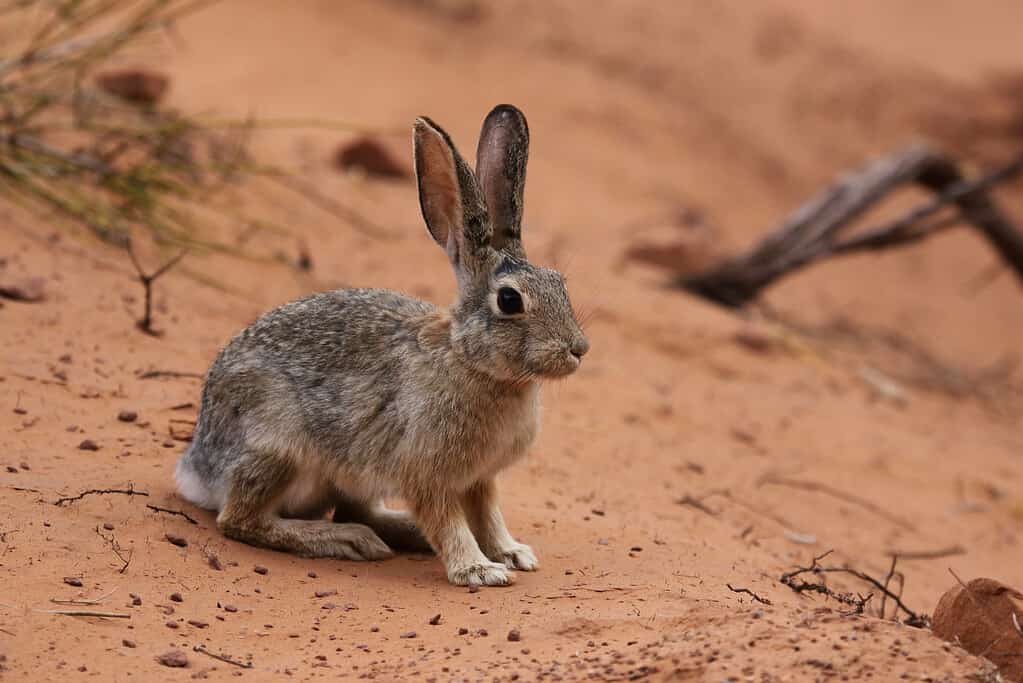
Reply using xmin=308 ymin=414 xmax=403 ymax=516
xmin=726 ymin=584 xmax=772 ymax=606
xmin=53 ymin=486 xmax=149 ymax=506
xmin=38 ymin=609 xmax=130 ymax=619
xmin=679 ymin=145 xmax=1023 ymax=307
xmin=146 ymin=504 xmax=199 ymax=525
xmin=780 ymin=550 xmax=927 ymax=626
xmin=193 ymin=644 xmax=253 ymax=669
xmin=126 ymin=240 xmax=187 ymax=337
xmin=757 ymin=472 xmax=915 ymax=531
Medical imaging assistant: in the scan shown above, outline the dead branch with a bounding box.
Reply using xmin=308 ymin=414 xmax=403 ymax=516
xmin=885 ymin=545 xmax=966 ymax=560
xmin=757 ymin=473 xmax=915 ymax=531
xmin=726 ymin=583 xmax=772 ymax=605
xmin=193 ymin=644 xmax=253 ymax=669
xmin=37 ymin=609 xmax=130 ymax=618
xmin=780 ymin=550 xmax=927 ymax=626
xmin=51 ymin=588 xmax=117 ymax=606
xmin=95 ymin=526 xmax=132 ymax=573
xmin=126 ymin=239 xmax=186 ymax=336
xmin=680 ymin=145 xmax=1023 ymax=307
xmin=136 ymin=369 xmax=203 ymax=380
xmin=146 ymin=504 xmax=199 ymax=525
xmin=675 ymin=494 xmax=717 ymax=516
xmin=53 ymin=486 xmax=148 ymax=506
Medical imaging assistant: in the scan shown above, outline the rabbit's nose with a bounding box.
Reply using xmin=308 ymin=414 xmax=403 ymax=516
xmin=569 ymin=336 xmax=590 ymax=359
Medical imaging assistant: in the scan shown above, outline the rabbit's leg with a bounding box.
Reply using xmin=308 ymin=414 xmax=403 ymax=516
xmin=332 ymin=493 xmax=432 ymax=553
xmin=216 ymin=450 xmax=393 ymax=561
xmin=461 ymin=478 xmax=538 ymax=571
xmin=412 ymin=492 xmax=512 ymax=586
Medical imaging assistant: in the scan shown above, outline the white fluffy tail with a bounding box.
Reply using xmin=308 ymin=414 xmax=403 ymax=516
xmin=174 ymin=452 xmax=223 ymax=511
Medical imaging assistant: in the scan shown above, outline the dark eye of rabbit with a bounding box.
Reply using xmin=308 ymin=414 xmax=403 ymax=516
xmin=497 ymin=287 xmax=524 ymax=315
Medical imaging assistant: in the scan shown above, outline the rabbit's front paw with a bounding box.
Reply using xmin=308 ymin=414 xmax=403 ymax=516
xmin=489 ymin=542 xmax=538 ymax=571
xmin=447 ymin=560 xmax=514 ymax=587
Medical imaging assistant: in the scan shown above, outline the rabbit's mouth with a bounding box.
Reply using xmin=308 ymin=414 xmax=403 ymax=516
xmin=529 ymin=349 xmax=584 ymax=379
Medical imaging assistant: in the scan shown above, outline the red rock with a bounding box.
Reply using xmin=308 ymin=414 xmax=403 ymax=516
xmin=335 ymin=137 xmax=410 ymax=180
xmin=932 ymin=577 xmax=1023 ymax=682
xmin=156 ymin=649 xmax=188 ymax=667
xmin=96 ymin=69 xmax=169 ymax=105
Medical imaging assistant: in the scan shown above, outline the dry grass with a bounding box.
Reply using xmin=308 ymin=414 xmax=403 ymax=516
xmin=0 ymin=0 xmax=387 ymax=265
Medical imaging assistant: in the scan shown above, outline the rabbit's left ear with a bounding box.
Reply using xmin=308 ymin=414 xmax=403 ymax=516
xmin=414 ymin=116 xmax=491 ymax=275
xmin=476 ymin=104 xmax=529 ymax=258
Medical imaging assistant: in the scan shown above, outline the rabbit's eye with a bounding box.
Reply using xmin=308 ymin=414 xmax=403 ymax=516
xmin=497 ymin=287 xmax=524 ymax=315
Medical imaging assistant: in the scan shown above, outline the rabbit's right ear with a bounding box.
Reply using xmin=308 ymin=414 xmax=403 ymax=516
xmin=476 ymin=104 xmax=529 ymax=258
xmin=414 ymin=117 xmax=491 ymax=274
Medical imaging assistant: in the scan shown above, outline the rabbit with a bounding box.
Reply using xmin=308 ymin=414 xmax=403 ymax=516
xmin=174 ymin=104 xmax=589 ymax=587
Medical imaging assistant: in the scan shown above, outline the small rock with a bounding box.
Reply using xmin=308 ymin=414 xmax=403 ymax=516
xmin=103 ymin=522 xmax=115 ymax=531
xmin=429 ymin=613 xmax=442 ymax=626
xmin=370 ymin=625 xmax=379 ymax=632
xmin=334 ymin=137 xmax=411 ymax=180
xmin=207 ymin=553 xmax=223 ymax=571
xmin=400 ymin=631 xmax=417 ymax=639
xmin=169 ymin=592 xmax=183 ymax=602
xmin=477 ymin=629 xmax=489 ymax=637
xmin=5 ymin=466 xmax=16 ymax=473
xmin=165 ymin=534 xmax=188 ymax=548
xmin=253 ymin=565 xmax=268 ymax=575
xmin=156 ymin=649 xmax=188 ymax=668
xmin=307 ymin=571 xmax=318 ymax=579
xmin=223 ymin=604 xmax=238 ymax=613
xmin=507 ymin=629 xmax=521 ymax=642
xmin=630 ymin=546 xmax=643 ymax=552
xmin=458 ymin=627 xmax=469 ymax=636
xmin=129 ymin=593 xmax=142 ymax=606
xmin=733 ymin=322 xmax=776 ymax=353
xmin=165 ymin=620 xmax=179 ymax=629
xmin=122 ymin=639 xmax=136 ymax=648
xmin=187 ymin=619 xmax=209 ymax=629
xmin=314 ymin=589 xmax=337 ymax=598
xmin=0 ymin=276 xmax=45 ymax=303
xmin=117 ymin=410 xmax=138 ymax=423
xmin=97 ymin=69 xmax=170 ymax=105
xmin=63 ymin=576 xmax=83 ymax=587
xmin=77 ymin=439 xmax=100 ymax=451
xmin=932 ymin=577 xmax=1023 ymax=682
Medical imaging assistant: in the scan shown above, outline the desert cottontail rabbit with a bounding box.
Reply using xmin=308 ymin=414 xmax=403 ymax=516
xmin=175 ymin=104 xmax=589 ymax=586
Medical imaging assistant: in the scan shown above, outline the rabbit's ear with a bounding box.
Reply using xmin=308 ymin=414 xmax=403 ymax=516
xmin=476 ymin=104 xmax=529 ymax=258
xmin=414 ymin=116 xmax=491 ymax=272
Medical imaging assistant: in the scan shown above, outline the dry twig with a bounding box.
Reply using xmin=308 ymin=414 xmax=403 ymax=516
xmin=780 ymin=550 xmax=927 ymax=626
xmin=125 ymin=239 xmax=186 ymax=336
xmin=146 ymin=504 xmax=199 ymax=525
xmin=726 ymin=584 xmax=772 ymax=605
xmin=757 ymin=472 xmax=915 ymax=531
xmin=38 ymin=609 xmax=130 ymax=618
xmin=51 ymin=587 xmax=117 ymax=606
xmin=53 ymin=486 xmax=148 ymax=506
xmin=193 ymin=644 xmax=252 ymax=669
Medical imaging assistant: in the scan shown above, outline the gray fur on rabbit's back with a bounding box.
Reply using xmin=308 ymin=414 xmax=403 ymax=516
xmin=178 ymin=287 xmax=539 ymax=510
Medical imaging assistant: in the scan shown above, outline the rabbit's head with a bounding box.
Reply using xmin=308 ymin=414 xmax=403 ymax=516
xmin=414 ymin=105 xmax=589 ymax=382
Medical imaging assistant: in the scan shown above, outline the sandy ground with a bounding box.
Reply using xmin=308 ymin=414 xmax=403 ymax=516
xmin=2 ymin=2 xmax=1023 ymax=681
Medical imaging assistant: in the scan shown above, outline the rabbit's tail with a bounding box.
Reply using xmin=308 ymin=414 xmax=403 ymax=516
xmin=174 ymin=444 xmax=223 ymax=511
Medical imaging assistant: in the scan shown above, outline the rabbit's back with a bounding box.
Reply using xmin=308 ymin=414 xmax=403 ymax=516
xmin=180 ymin=288 xmax=439 ymax=503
